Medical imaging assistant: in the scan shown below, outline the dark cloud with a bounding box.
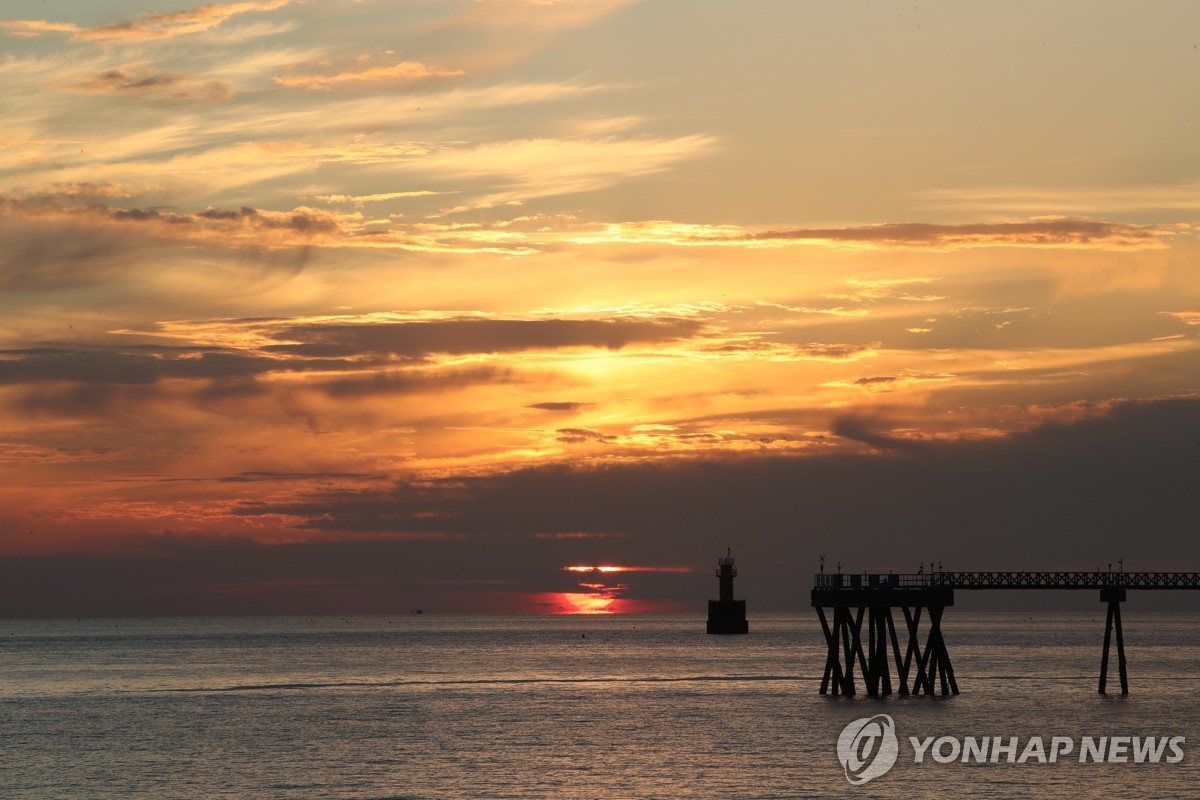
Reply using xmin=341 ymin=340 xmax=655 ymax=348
xmin=831 ymin=414 xmax=928 ymax=454
xmin=318 ymin=366 xmax=516 ymax=398
xmin=0 ymin=216 xmax=149 ymax=291
xmin=217 ymin=471 xmax=385 ymax=483
xmin=76 ymin=69 xmax=235 ymax=100
xmin=107 ymin=204 xmax=340 ymax=234
xmin=527 ymin=401 xmax=591 ymax=412
xmin=0 ymin=346 xmax=342 ymax=385
xmin=0 ymin=350 xmax=524 ymax=421
xmin=10 ymin=383 xmax=140 ymax=419
xmin=0 ymin=198 xmax=324 ymax=291
xmin=0 ymin=536 xmax=515 ymax=618
xmin=224 ymin=397 xmax=1200 ymax=607
xmin=79 ymin=68 xmax=180 ymax=91
xmin=556 ymin=427 xmax=617 ymax=444
xmin=854 ymin=376 xmax=898 ymax=385
xmin=928 ymin=344 xmax=1200 ymax=411
xmin=267 ymin=318 xmax=705 ymax=358
xmin=796 ymin=342 xmax=875 ymax=359
xmin=1 ymin=397 xmax=1197 ymax=615
xmin=190 ymin=379 xmax=271 ymax=407
xmin=198 ymin=207 xmax=255 ymax=221
xmin=195 ymin=205 xmax=339 ymax=233
xmin=1 ymin=195 xmax=345 ymax=236
xmin=113 ymin=207 xmax=192 ymax=223
xmin=42 ymin=182 xmax=135 ymax=199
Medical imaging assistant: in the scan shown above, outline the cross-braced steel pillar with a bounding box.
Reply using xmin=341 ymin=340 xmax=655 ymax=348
xmin=813 ymin=587 xmax=957 ymax=697
xmin=1099 ymin=587 xmax=1128 ymax=695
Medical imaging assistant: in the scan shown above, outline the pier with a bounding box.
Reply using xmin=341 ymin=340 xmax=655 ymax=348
xmin=811 ymin=569 xmax=1200 ymax=697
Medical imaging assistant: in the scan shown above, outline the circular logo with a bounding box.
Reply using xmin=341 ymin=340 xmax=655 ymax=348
xmin=837 ymin=714 xmax=898 ymax=785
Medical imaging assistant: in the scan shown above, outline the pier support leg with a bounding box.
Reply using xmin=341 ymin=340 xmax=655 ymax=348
xmin=818 ymin=606 xmax=845 ymax=695
xmin=839 ymin=606 xmax=857 ymax=695
xmin=886 ymin=610 xmax=908 ymax=696
xmin=874 ymin=607 xmax=892 ymax=696
xmin=900 ymin=605 xmax=926 ymax=694
xmin=816 ymin=605 xmax=860 ymax=696
xmin=848 ymin=607 xmax=869 ymax=692
xmin=1114 ymin=600 xmax=1128 ymax=694
xmin=924 ymin=605 xmax=959 ymax=695
xmin=1099 ymin=588 xmax=1128 ymax=695
xmin=908 ymin=605 xmax=957 ymax=695
xmin=811 ymin=588 xmax=955 ymax=697
xmin=859 ymin=606 xmax=894 ymax=697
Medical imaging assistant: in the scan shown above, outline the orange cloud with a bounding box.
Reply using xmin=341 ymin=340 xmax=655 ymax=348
xmin=567 ymin=219 xmax=1166 ymax=251
xmin=3 ymin=1 xmax=292 ymax=42
xmin=309 ymin=191 xmax=444 ymax=204
xmin=1161 ymin=311 xmax=1200 ymax=326
xmin=750 ymin=220 xmax=1164 ymax=249
xmin=76 ymin=0 xmax=294 ymax=43
xmin=0 ymin=20 xmax=81 ymax=37
xmin=276 ymin=60 xmax=464 ymax=90
xmin=442 ymin=0 xmax=639 ymax=32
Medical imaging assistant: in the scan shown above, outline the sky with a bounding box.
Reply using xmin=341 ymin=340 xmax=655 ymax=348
xmin=1 ymin=0 xmax=1199 ymax=617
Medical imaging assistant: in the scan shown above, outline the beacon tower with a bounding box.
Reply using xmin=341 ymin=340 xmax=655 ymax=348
xmin=706 ymin=549 xmax=749 ymax=634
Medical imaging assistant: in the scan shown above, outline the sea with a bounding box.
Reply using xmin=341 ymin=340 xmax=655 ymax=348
xmin=2 ymin=612 xmax=1198 ymax=799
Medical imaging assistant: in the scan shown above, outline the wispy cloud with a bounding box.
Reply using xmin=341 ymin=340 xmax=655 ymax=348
xmin=1161 ymin=311 xmax=1200 ymax=326
xmin=439 ymin=0 xmax=639 ymax=33
xmin=30 ymin=182 xmax=138 ymax=199
xmin=308 ymin=191 xmax=444 ymax=205
xmin=922 ymin=182 xmax=1200 ymax=215
xmin=750 ymin=220 xmax=1165 ymax=249
xmin=415 ymin=135 xmax=718 ymax=203
xmin=0 ymin=20 xmax=81 ymax=38
xmin=275 ymin=58 xmax=464 ymax=90
xmin=567 ymin=219 xmax=1166 ymax=251
xmin=264 ymin=317 xmax=706 ymax=358
xmin=4 ymin=0 xmax=296 ymax=43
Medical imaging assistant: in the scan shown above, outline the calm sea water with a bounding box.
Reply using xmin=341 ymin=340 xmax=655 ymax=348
xmin=2 ymin=612 xmax=1198 ymax=799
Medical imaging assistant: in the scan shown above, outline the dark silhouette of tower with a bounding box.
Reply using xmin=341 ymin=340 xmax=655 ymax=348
xmin=707 ymin=549 xmax=749 ymax=634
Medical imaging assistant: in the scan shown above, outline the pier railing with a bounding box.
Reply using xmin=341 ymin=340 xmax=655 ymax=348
xmin=812 ymin=571 xmax=1200 ymax=591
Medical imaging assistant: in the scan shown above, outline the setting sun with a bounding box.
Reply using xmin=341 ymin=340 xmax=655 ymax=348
xmin=551 ymin=592 xmax=619 ymax=614
xmin=565 ymin=566 xmax=628 ymax=573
